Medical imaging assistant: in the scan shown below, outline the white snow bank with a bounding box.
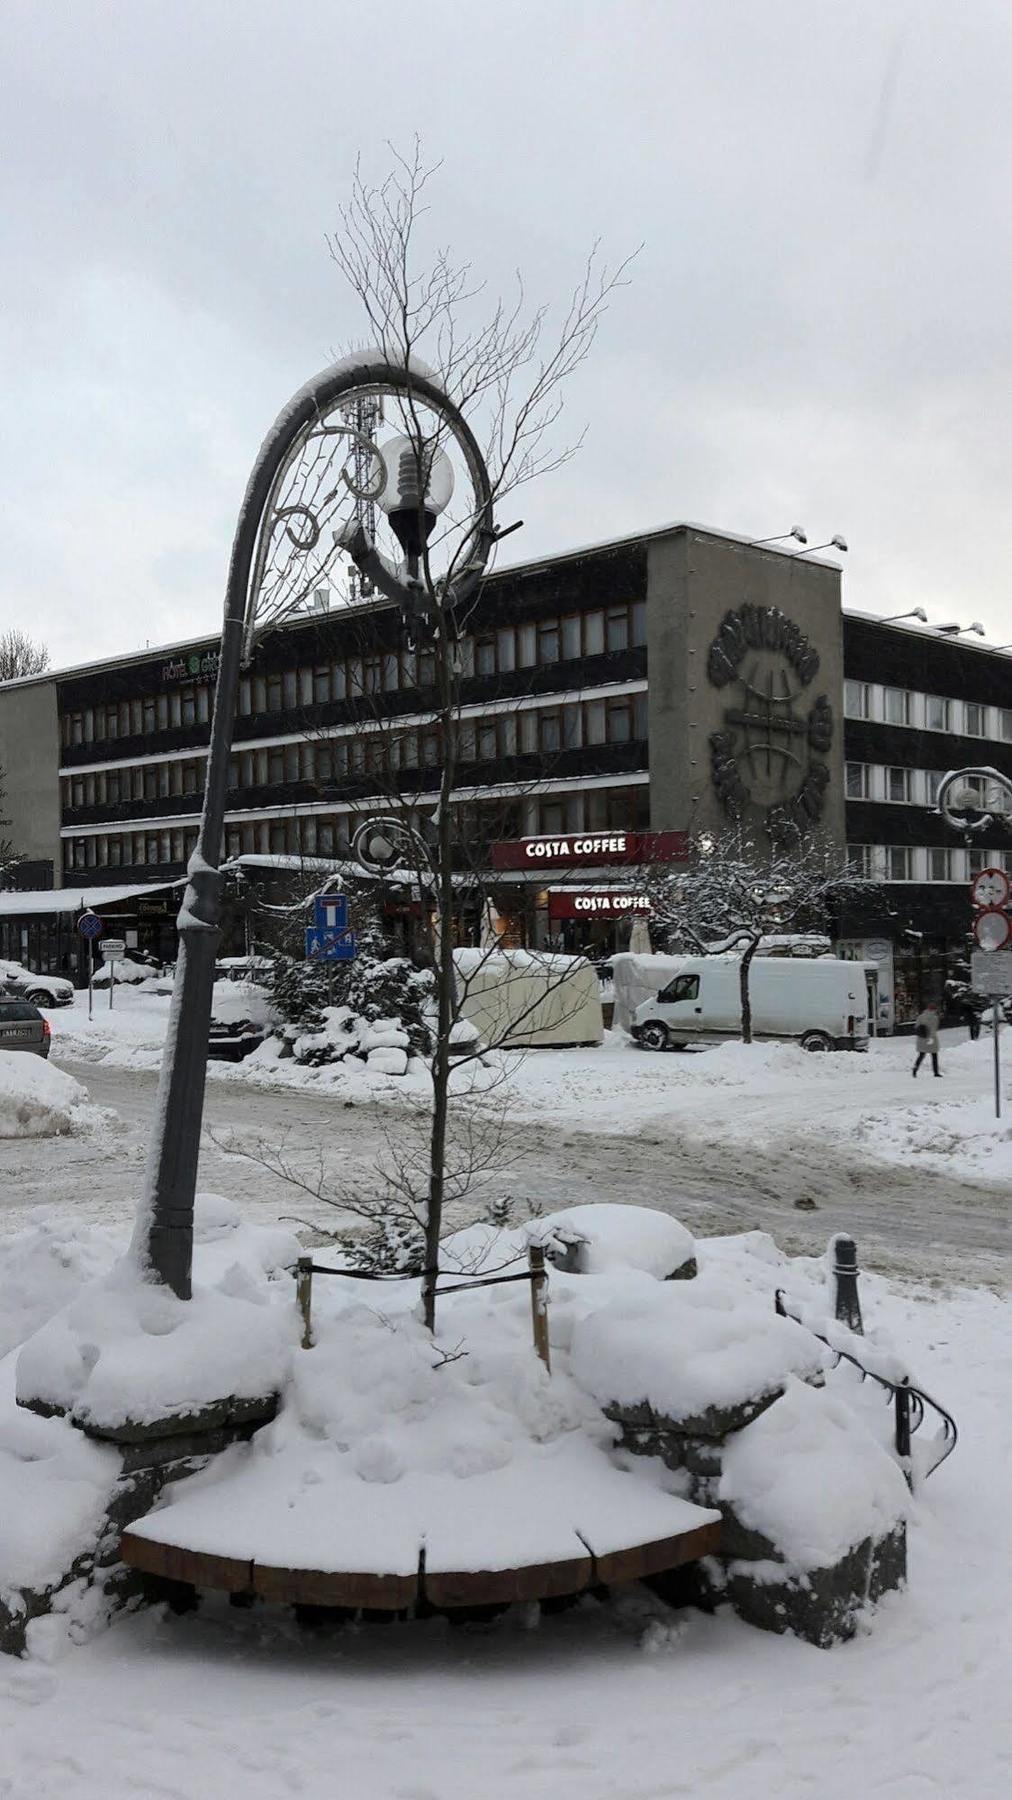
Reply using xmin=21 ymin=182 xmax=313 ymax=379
xmin=16 ymin=1256 xmax=294 ymax=1429
xmin=719 ymin=1375 xmax=910 ymax=1571
xmin=0 ymin=1395 xmax=120 ymax=1600
xmin=0 ymin=1216 xmax=120 ymax=1360
xmin=533 ymin=1203 xmax=696 ymax=1278
xmin=570 ymin=1270 xmax=824 ymax=1423
xmin=0 ymin=1052 xmax=93 ymax=1139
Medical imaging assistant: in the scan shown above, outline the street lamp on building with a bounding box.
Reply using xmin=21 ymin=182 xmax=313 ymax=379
xmin=880 ymin=607 xmax=928 ymax=625
xmin=135 ymin=355 xmax=494 ymax=1299
xmin=936 ymin=621 xmax=986 ymax=638
xmin=794 ymin=534 xmax=848 ymax=557
xmin=751 ymin=526 xmax=807 ymax=546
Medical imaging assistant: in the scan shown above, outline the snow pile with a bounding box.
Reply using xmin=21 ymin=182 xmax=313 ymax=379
xmin=0 ymin=1402 xmax=120 ymax=1602
xmin=719 ymin=1375 xmax=910 ymax=1571
xmin=91 ymin=959 xmax=152 ymax=986
xmin=0 ymin=1215 xmax=120 ymax=1360
xmin=16 ymin=1250 xmax=295 ymax=1430
xmin=570 ymin=1265 xmax=824 ymax=1424
xmin=0 ymin=1052 xmax=102 ymax=1140
xmin=208 ymin=979 xmax=273 ymax=1029
xmin=288 ymin=1005 xmax=413 ymax=1077
xmin=533 ymin=1203 xmax=696 ymax=1278
xmin=126 ymin=1271 xmax=717 ymax=1578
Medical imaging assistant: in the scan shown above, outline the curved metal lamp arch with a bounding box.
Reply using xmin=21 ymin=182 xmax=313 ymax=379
xmin=135 ymin=357 xmax=494 ymax=1296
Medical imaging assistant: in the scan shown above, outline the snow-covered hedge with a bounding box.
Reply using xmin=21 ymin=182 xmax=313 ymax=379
xmin=267 ymin=952 xmax=434 ymax=1074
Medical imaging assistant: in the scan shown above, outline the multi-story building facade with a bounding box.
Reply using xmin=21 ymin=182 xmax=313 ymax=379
xmin=0 ymin=521 xmax=1008 ymax=1023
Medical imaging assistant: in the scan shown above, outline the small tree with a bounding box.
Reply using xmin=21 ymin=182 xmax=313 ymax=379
xmin=649 ymin=824 xmax=873 ymax=1044
xmin=0 ymin=630 xmax=49 ymax=681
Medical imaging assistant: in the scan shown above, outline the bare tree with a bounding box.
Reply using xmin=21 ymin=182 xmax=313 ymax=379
xmin=648 ymin=824 xmax=875 ymax=1044
xmin=0 ymin=768 xmax=21 ymax=882
xmin=309 ymin=143 xmax=633 ymax=1326
xmin=0 ymin=630 xmax=49 ymax=682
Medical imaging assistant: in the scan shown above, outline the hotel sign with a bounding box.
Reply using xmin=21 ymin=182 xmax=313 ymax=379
xmin=548 ymin=891 xmax=651 ymax=919
xmin=161 ymin=649 xmax=220 ymax=683
xmin=491 ymin=831 xmax=687 ymax=871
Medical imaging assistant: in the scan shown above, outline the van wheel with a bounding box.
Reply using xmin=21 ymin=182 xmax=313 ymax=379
xmin=800 ymin=1030 xmax=834 ymax=1053
xmin=639 ymin=1021 xmax=670 ymax=1052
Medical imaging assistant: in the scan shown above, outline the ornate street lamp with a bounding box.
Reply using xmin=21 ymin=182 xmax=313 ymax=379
xmin=936 ymin=767 xmax=1012 ymax=840
xmin=135 ymin=355 xmax=494 ymax=1297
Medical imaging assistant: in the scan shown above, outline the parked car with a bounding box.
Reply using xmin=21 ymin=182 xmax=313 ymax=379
xmin=0 ymin=997 xmax=51 ymax=1057
xmin=0 ymin=960 xmax=75 ymax=1009
xmin=207 ymin=1018 xmax=266 ymax=1062
xmin=629 ymin=954 xmax=870 ymax=1053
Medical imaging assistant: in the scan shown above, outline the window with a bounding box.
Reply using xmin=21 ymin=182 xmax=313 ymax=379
xmin=180 ymin=687 xmax=196 ymax=726
xmin=660 ymin=974 xmax=700 ymax=1005
xmin=887 ymin=767 xmax=910 ymax=804
xmin=1000 ymin=709 xmax=1012 ymax=743
xmin=631 ymin=601 xmax=647 ymax=646
xmin=516 ymin=624 xmax=536 ymax=668
xmin=845 ymin=762 xmax=868 ymax=799
xmin=584 ymin=698 xmax=606 ymax=746
xmin=844 ymin=680 xmax=872 ymax=719
xmin=143 ymin=698 xmax=157 ymax=733
xmin=537 ymin=620 xmax=560 ymax=664
xmin=968 ymin=848 xmax=999 ymax=877
xmin=539 ymin=800 xmax=566 ymax=835
xmin=925 ymin=695 xmax=950 ymax=732
xmin=169 ymin=693 xmax=182 ymax=728
xmin=561 ymin=615 xmax=581 ymax=660
xmin=964 ymin=702 xmax=986 ymax=736
xmin=539 ymin=709 xmax=562 ymax=753
xmin=266 ymin=674 xmax=283 ymax=711
xmin=477 ymin=721 xmax=498 ymax=761
xmin=886 ymin=847 xmax=912 ymax=881
xmin=606 ymin=697 xmax=632 ymax=743
xmin=583 ymin=611 xmax=605 ymax=656
xmin=496 ymin=627 xmax=515 ymax=672
xmin=283 ymin=670 xmax=298 ymax=708
xmin=883 ymin=687 xmax=910 ymax=726
xmin=519 ymin=711 xmax=538 ymax=754
xmin=382 ymin=654 xmax=400 ymax=693
xmin=925 ymin=770 xmax=942 ymax=805
xmin=475 ymin=636 xmax=496 ymax=676
xmin=606 ymin=607 xmax=629 ymax=653
xmin=928 ymin=847 xmax=951 ymax=882
xmin=847 ymin=844 xmax=873 ymax=879
xmin=313 ymin=666 xmax=331 ymax=704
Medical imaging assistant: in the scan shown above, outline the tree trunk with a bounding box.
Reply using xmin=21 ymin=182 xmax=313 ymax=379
xmin=422 ymin=623 xmax=457 ymax=1333
xmin=739 ymin=939 xmax=760 ymax=1045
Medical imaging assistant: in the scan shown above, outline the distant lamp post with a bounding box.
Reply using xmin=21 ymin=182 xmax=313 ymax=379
xmin=136 ymin=355 xmax=493 ymax=1299
xmin=936 ymin=621 xmax=986 ymax=637
xmin=794 ymin=534 xmax=848 ymax=557
xmin=880 ymin=607 xmax=928 ymax=625
xmin=751 ymin=525 xmax=807 ymax=546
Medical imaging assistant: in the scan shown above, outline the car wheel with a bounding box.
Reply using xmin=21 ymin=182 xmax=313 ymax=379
xmin=639 ymin=1021 xmax=670 ymax=1052
xmin=26 ymin=989 xmax=52 ymax=1008
xmin=800 ymin=1030 xmax=834 ymax=1053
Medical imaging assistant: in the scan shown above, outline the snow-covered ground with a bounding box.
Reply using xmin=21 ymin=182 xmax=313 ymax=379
xmin=0 ymin=1205 xmax=1008 ymax=1799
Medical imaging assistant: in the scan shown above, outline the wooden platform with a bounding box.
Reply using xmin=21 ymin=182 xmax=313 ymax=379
xmin=120 ymin=1516 xmax=722 ymax=1610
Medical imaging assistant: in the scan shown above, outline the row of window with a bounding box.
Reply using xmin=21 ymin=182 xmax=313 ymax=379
xmin=60 ymin=694 xmax=650 ymax=810
xmin=58 ymin=603 xmax=648 ymax=749
xmin=61 ymin=783 xmax=651 ymax=872
xmin=844 ymin=763 xmax=1006 ymax=807
xmin=847 ymin=843 xmax=1007 ymax=882
xmin=844 ymin=680 xmax=1012 ymax=741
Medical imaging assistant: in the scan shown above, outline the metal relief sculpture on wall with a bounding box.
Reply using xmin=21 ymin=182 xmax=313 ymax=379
xmin=707 ymin=604 xmax=834 ymax=831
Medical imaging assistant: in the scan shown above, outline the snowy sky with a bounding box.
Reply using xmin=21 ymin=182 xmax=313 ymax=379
xmin=4 ymin=0 xmax=1012 ymax=667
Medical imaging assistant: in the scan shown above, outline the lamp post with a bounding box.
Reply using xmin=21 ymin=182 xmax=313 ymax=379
xmin=880 ymin=608 xmax=928 ymax=625
xmin=936 ymin=620 xmax=986 ymax=638
xmin=134 ymin=355 xmax=493 ymax=1298
xmin=793 ymin=534 xmax=848 ymax=557
xmin=751 ymin=526 xmax=807 ymax=547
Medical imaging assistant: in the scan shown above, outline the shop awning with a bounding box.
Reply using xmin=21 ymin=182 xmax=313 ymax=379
xmin=0 ymin=879 xmax=186 ymax=919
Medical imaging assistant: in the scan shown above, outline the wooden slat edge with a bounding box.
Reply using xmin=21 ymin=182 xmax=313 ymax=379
xmin=588 ymin=1519 xmax=723 ymax=1587
xmin=423 ymin=1552 xmax=593 ymax=1609
xmin=120 ymin=1531 xmax=253 ymax=1593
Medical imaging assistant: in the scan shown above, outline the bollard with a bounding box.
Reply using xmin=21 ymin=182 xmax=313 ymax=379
xmin=296 ymin=1256 xmax=314 ymax=1350
xmin=895 ymin=1380 xmax=912 ymax=1476
xmin=831 ymin=1235 xmax=863 ymax=1335
xmin=528 ymin=1243 xmax=551 ymax=1374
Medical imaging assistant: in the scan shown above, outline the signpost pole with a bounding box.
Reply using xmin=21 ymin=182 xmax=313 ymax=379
xmin=88 ymin=941 xmax=93 ymax=1021
xmin=993 ymin=998 xmax=1001 ymax=1120
xmin=109 ymin=954 xmax=115 ymax=1011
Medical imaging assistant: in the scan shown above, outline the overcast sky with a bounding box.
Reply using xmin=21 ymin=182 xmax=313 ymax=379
xmin=4 ymin=0 xmax=1012 ymax=668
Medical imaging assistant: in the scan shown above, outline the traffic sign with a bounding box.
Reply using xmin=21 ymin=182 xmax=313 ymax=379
xmin=314 ymin=894 xmax=349 ymax=933
xmin=77 ymin=911 xmax=103 ymax=940
xmin=305 ymin=925 xmax=357 ymax=962
xmin=970 ymin=867 xmax=1010 ymax=909
xmin=972 ymin=908 xmax=1012 ymax=953
xmin=970 ymin=951 xmax=1012 ymax=997
xmin=99 ymin=939 xmax=126 ymax=960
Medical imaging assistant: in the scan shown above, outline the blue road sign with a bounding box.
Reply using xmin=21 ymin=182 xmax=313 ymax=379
xmin=305 ymin=925 xmax=358 ymax=962
xmin=314 ymin=894 xmax=349 ymax=933
xmin=77 ymin=911 xmax=104 ymax=940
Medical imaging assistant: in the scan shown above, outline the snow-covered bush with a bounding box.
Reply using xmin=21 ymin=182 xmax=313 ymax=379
xmin=267 ymin=951 xmax=434 ymax=1072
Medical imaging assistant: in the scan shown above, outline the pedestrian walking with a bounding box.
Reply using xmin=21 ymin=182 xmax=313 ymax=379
xmin=912 ymin=1004 xmax=942 ymax=1078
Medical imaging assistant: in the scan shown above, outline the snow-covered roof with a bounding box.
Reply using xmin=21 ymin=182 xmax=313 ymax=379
xmin=0 ymin=879 xmax=185 ymax=918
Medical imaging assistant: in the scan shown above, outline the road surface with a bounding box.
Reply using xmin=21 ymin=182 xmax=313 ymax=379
xmin=3 ymin=1053 xmax=1006 ymax=1286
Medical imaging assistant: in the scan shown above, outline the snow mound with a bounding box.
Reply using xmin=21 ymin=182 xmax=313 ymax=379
xmin=570 ymin=1268 xmax=824 ymax=1424
xmin=16 ymin=1257 xmax=293 ymax=1430
xmin=533 ymin=1203 xmax=696 ymax=1278
xmin=0 ymin=1215 xmax=120 ymax=1360
xmin=0 ymin=1053 xmax=92 ymax=1139
xmin=0 ymin=1403 xmax=121 ymax=1601
xmin=719 ymin=1374 xmax=910 ymax=1571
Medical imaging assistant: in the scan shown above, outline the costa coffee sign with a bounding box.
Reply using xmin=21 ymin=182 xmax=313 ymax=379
xmin=492 ymin=830 xmax=687 ymax=872
xmin=548 ymin=891 xmax=651 ymax=920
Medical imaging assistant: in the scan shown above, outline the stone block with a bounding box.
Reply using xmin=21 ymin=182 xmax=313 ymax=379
xmin=726 ymin=1523 xmax=907 ymax=1649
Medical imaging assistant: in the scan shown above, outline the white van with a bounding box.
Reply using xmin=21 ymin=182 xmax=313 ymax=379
xmin=629 ymin=954 xmax=870 ymax=1053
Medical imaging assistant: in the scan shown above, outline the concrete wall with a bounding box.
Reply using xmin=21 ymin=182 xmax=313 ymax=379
xmin=647 ymin=529 xmax=846 ymax=848
xmin=0 ymin=679 xmax=61 ymax=881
